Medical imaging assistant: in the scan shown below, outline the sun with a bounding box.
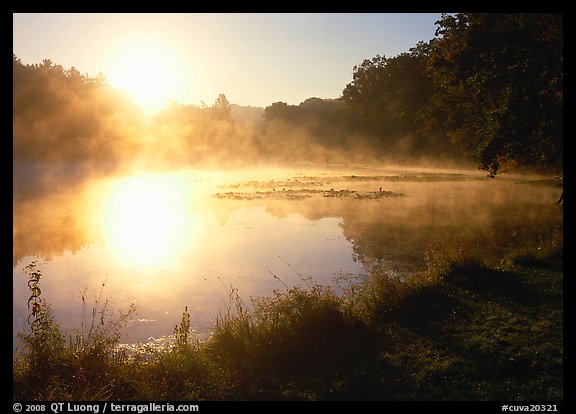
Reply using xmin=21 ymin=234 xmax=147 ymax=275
xmin=106 ymin=38 xmax=188 ymax=111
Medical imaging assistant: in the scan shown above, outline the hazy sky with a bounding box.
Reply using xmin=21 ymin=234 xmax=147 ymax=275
xmin=13 ymin=13 xmax=443 ymax=108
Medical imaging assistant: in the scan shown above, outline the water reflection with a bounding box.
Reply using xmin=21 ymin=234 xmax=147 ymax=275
xmin=100 ymin=175 xmax=198 ymax=267
xmin=13 ymin=166 xmax=562 ymax=349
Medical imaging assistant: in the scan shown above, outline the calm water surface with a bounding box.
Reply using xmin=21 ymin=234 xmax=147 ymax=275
xmin=13 ymin=165 xmax=562 ymax=349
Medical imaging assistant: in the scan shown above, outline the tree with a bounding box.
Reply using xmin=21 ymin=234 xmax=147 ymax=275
xmin=263 ymin=101 xmax=297 ymax=122
xmin=342 ymin=50 xmax=435 ymax=138
xmin=340 ymin=42 xmax=460 ymax=159
xmin=341 ymin=54 xmax=390 ymax=135
xmin=13 ymin=54 xmax=142 ymax=168
xmin=211 ymin=93 xmax=231 ymax=120
xmin=423 ymin=13 xmax=563 ymax=176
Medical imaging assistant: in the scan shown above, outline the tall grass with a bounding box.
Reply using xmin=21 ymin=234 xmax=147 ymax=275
xmin=13 ymin=226 xmax=563 ymax=400
xmin=211 ymin=282 xmax=365 ymax=376
xmin=13 ymin=261 xmax=136 ymax=400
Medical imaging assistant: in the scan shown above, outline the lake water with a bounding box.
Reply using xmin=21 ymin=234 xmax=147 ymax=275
xmin=12 ymin=164 xmax=563 ymax=350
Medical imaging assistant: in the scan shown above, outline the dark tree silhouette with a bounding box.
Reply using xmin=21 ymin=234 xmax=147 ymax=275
xmin=422 ymin=13 xmax=563 ymax=177
xmin=340 ymin=42 xmax=461 ymax=160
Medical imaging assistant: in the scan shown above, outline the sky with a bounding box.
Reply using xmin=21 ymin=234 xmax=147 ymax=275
xmin=13 ymin=13 xmax=443 ymax=109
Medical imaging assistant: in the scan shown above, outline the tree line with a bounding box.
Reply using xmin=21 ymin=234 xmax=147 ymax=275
xmin=13 ymin=13 xmax=562 ymax=176
xmin=264 ymin=13 xmax=562 ymax=176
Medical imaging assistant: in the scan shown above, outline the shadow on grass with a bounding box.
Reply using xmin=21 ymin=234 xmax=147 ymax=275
xmin=13 ymin=227 xmax=563 ymax=400
xmin=375 ymin=257 xmax=563 ymax=400
xmin=441 ymin=261 xmax=543 ymax=306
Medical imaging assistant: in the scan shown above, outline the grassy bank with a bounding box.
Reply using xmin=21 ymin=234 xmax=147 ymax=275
xmin=13 ymin=226 xmax=563 ymax=401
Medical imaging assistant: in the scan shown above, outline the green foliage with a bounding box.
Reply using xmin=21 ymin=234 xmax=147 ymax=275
xmin=340 ymin=43 xmax=462 ymax=160
xmin=248 ymin=284 xmax=362 ymax=373
xmin=342 ymin=52 xmax=431 ymax=137
xmin=423 ymin=13 xmax=563 ymax=176
xmin=204 ymin=280 xmax=373 ymax=399
xmin=69 ymin=281 xmax=136 ymax=376
xmin=16 ymin=261 xmax=67 ymax=379
xmin=343 ymin=268 xmax=407 ymax=325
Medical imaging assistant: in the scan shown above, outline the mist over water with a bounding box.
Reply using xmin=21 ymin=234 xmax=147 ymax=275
xmin=12 ymin=44 xmax=562 ymax=352
xmin=12 ymin=163 xmax=562 ymax=350
xmin=12 ymin=15 xmax=563 ymax=400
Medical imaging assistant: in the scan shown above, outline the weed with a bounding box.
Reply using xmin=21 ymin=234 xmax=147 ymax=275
xmin=13 ymin=261 xmax=136 ymax=400
xmin=13 ymin=228 xmax=563 ymax=400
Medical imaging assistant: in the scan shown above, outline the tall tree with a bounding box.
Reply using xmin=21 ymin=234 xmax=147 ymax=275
xmin=342 ymin=47 xmax=436 ymax=138
xmin=211 ymin=93 xmax=231 ymax=120
xmin=422 ymin=13 xmax=563 ymax=176
xmin=340 ymin=42 xmax=460 ymax=159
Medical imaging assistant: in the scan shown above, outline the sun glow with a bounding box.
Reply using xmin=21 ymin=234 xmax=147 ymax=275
xmin=106 ymin=38 xmax=189 ymax=111
xmin=101 ymin=176 xmax=195 ymax=267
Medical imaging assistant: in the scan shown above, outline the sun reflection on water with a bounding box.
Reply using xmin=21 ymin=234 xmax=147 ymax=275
xmin=100 ymin=175 xmax=197 ymax=267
